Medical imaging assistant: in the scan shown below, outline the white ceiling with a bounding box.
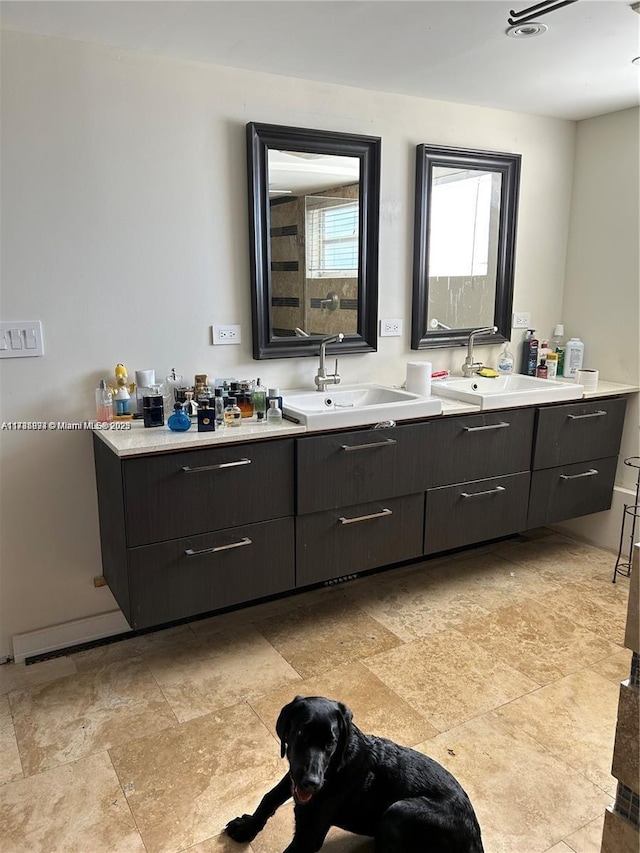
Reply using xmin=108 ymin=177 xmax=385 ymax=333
xmin=1 ymin=0 xmax=639 ymax=121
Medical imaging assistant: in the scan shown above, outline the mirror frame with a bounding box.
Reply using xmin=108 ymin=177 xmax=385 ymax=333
xmin=411 ymin=143 xmax=521 ymax=350
xmin=247 ymin=122 xmax=381 ymax=359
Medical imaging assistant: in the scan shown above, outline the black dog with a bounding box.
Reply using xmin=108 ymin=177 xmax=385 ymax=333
xmin=226 ymin=695 xmax=484 ymax=852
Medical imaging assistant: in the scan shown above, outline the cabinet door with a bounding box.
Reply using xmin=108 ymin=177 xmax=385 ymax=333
xmin=527 ymin=456 xmax=618 ymax=528
xmin=123 ymin=439 xmax=294 ymax=546
xmin=533 ymin=397 xmax=626 ymax=470
xmin=126 ymin=517 xmax=295 ymax=629
xmin=425 ymin=472 xmax=530 ymax=554
xmin=296 ymin=493 xmax=424 ymax=586
xmin=296 ymin=423 xmax=432 ymax=514
xmin=427 ymin=408 xmax=535 ymax=488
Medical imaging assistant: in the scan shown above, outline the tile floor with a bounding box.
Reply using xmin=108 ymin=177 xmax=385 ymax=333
xmin=0 ymin=530 xmax=632 ymax=853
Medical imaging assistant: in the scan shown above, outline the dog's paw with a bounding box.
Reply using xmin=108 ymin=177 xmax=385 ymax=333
xmin=225 ymin=814 xmax=261 ymax=843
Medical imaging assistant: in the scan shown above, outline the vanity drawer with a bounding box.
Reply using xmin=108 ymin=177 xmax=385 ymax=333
xmin=532 ymin=397 xmax=627 ymax=470
xmin=427 ymin=408 xmax=535 ymax=487
xmin=424 ymin=472 xmax=530 ymax=554
xmin=527 ymin=456 xmax=618 ymax=528
xmin=296 ymin=424 xmax=432 ymax=515
xmin=123 ymin=439 xmax=294 ymax=546
xmin=296 ymin=493 xmax=424 ymax=587
xmin=126 ymin=517 xmax=295 ymax=629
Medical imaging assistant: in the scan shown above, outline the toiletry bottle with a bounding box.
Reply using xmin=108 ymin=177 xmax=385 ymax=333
xmin=563 ymin=337 xmax=585 ymax=378
xmin=197 ymin=402 xmax=215 ymax=432
xmin=143 ymin=385 xmax=165 ymax=427
xmin=168 ymin=402 xmax=191 ymax=432
xmin=267 ymin=387 xmax=283 ymax=412
xmin=95 ymin=380 xmax=114 ymax=422
xmin=536 ymin=359 xmax=548 ymax=379
xmin=551 ymin=325 xmax=565 ymax=376
xmin=223 ymin=396 xmax=242 ymax=428
xmin=266 ymin=398 xmax=283 ymax=425
xmin=237 ymin=381 xmax=254 ymax=418
xmin=539 ymin=340 xmax=550 ymax=366
xmin=497 ymin=343 xmax=514 ymax=375
xmin=520 ymin=330 xmax=539 ymax=376
xmin=214 ymin=388 xmax=225 ymax=426
xmin=546 ymin=351 xmax=558 ymax=379
xmin=253 ymin=378 xmax=267 ymax=422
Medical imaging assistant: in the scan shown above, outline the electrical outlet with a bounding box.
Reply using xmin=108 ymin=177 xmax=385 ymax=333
xmin=512 ymin=312 xmax=531 ymax=329
xmin=212 ymin=324 xmax=241 ymax=345
xmin=380 ymin=318 xmax=403 ymax=337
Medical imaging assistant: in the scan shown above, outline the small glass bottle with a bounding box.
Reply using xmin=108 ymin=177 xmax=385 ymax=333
xmin=214 ymin=388 xmax=226 ymax=426
xmin=168 ymin=402 xmax=191 ymax=432
xmin=536 ymin=359 xmax=548 ymax=379
xmin=253 ymin=378 xmax=267 ymax=422
xmin=237 ymin=381 xmax=254 ymax=418
xmin=266 ymin=398 xmax=283 ymax=425
xmin=224 ymin=396 xmax=242 ymax=428
xmin=95 ymin=379 xmax=114 ymax=422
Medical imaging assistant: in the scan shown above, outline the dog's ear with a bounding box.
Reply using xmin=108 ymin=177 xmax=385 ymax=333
xmin=335 ymin=701 xmax=353 ymax=770
xmin=276 ymin=696 xmax=303 ymax=758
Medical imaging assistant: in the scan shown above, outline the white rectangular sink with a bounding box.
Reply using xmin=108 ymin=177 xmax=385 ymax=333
xmin=282 ymin=383 xmax=442 ymax=429
xmin=431 ymin=374 xmax=584 ymax=410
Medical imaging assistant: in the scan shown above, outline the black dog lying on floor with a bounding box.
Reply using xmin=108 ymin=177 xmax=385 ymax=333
xmin=226 ymin=695 xmax=484 ymax=852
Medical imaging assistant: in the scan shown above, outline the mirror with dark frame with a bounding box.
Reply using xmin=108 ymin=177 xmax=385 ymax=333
xmin=247 ymin=122 xmax=381 ymax=359
xmin=411 ymin=144 xmax=521 ymax=350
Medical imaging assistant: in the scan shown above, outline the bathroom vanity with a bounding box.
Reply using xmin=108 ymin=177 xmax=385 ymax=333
xmin=93 ymin=387 xmax=631 ymax=631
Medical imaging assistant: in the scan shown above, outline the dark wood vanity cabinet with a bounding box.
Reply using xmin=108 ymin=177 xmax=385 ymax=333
xmin=527 ymin=397 xmax=626 ymax=528
xmin=93 ymin=435 xmax=295 ymax=629
xmin=93 ymin=395 xmax=628 ymax=632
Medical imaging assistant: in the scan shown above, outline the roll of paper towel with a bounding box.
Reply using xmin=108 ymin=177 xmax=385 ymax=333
xmin=406 ymin=361 xmax=432 ymax=396
xmin=575 ymin=368 xmax=599 ymax=391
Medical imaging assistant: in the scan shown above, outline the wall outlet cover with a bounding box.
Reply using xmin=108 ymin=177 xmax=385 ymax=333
xmin=380 ymin=318 xmax=403 ymax=337
xmin=512 ymin=312 xmax=532 ymax=329
xmin=212 ymin=324 xmax=241 ymax=345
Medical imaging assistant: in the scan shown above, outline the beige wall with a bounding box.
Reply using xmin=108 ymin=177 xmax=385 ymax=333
xmin=0 ymin=28 xmax=629 ymax=658
xmin=554 ymin=107 xmax=640 ymax=549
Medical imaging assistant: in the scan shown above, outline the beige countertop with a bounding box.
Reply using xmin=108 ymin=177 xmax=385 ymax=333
xmin=95 ymin=378 xmax=638 ymax=457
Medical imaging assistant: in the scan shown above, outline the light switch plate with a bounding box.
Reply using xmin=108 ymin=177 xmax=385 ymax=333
xmin=0 ymin=321 xmax=44 ymax=357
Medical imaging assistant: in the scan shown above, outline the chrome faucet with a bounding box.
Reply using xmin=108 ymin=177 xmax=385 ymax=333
xmin=462 ymin=326 xmax=498 ymax=377
xmin=315 ymin=333 xmax=344 ymax=391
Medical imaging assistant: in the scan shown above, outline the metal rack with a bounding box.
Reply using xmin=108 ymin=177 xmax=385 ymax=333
xmin=613 ymin=456 xmax=640 ymax=583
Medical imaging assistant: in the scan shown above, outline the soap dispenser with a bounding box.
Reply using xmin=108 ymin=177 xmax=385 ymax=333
xmin=497 ymin=343 xmax=514 ymax=375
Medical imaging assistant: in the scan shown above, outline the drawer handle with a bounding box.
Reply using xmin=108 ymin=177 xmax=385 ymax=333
xmin=560 ymin=468 xmax=599 ymax=480
xmin=184 ymin=537 xmax=252 ymax=557
xmin=462 ymin=422 xmax=510 ymax=432
xmin=567 ymin=410 xmax=607 ymax=420
xmin=340 ymin=439 xmax=397 ymax=452
xmin=460 ymin=485 xmax=506 ymax=498
xmin=181 ymin=458 xmax=252 ymax=473
xmin=338 ymin=508 xmax=393 ymax=525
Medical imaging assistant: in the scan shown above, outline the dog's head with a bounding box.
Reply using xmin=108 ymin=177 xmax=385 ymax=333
xmin=275 ymin=696 xmax=353 ymax=806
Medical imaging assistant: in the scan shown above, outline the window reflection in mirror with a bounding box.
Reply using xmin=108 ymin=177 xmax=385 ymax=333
xmin=267 ymin=149 xmax=360 ymax=339
xmin=411 ymin=144 xmax=521 ymax=350
xmin=428 ymin=167 xmax=501 ymax=331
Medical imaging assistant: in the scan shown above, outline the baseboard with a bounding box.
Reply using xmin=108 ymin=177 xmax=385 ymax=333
xmin=12 ymin=610 xmax=131 ymax=664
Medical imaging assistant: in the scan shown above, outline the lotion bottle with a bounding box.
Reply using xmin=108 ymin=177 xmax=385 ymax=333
xmin=563 ymin=337 xmax=585 ymax=378
xmin=520 ymin=330 xmax=539 ymax=376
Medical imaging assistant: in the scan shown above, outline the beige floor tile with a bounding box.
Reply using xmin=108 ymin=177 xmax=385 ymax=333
xmin=0 ymin=657 xmax=77 ymax=696
xmin=255 ymin=596 xmax=403 ymax=679
xmin=0 ymin=751 xmax=145 ymax=853
xmin=0 ymin=696 xmax=23 ymax=786
xmin=495 ymin=670 xmax=619 ymax=795
xmin=538 ymin=576 xmax=629 ymax=645
xmin=146 ymin=624 xmax=301 ymax=723
xmin=422 ymin=714 xmax=611 ymax=853
xmin=250 ymin=660 xmax=438 ymax=748
xmin=364 ymin=629 xmax=538 ymax=732
xmin=10 ymin=658 xmax=177 ymax=776
xmin=494 ymin=534 xmax=614 ymax=583
xmin=588 ymin=649 xmax=633 ymax=684
xmin=563 ymin=815 xmax=605 ymax=853
xmin=545 ymin=844 xmax=574 ymax=852
xmin=457 ymin=599 xmax=620 ymax=685
xmin=340 ymin=559 xmax=492 ymax=642
xmin=71 ymin=624 xmax=199 ymax=672
xmin=110 ymin=703 xmax=283 ymax=853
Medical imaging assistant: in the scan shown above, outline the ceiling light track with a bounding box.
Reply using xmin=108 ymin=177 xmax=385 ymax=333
xmin=508 ymin=0 xmax=578 ymax=28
